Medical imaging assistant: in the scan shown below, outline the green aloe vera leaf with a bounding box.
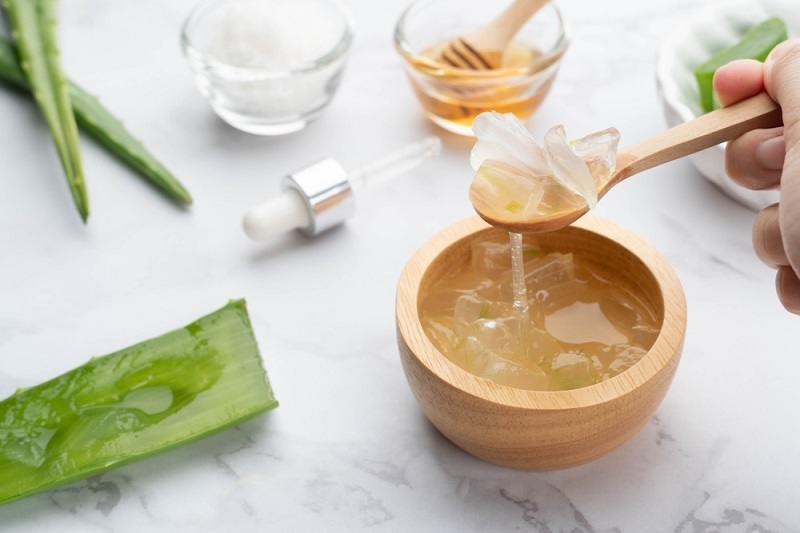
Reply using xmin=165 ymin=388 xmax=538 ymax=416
xmin=3 ymin=0 xmax=88 ymax=221
xmin=0 ymin=37 xmax=27 ymax=88
xmin=694 ymin=17 xmax=788 ymax=113
xmin=0 ymin=299 xmax=278 ymax=506
xmin=70 ymin=86 xmax=193 ymax=205
xmin=0 ymin=37 xmax=192 ymax=206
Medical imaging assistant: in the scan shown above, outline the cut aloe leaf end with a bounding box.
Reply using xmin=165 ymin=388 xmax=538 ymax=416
xmin=0 ymin=299 xmax=278 ymax=506
xmin=694 ymin=17 xmax=788 ymax=113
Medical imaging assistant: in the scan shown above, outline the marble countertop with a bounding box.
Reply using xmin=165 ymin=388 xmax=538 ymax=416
xmin=2 ymin=0 xmax=799 ymax=531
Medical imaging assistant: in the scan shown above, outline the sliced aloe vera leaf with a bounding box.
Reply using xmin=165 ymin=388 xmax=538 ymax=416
xmin=3 ymin=0 xmax=88 ymax=221
xmin=0 ymin=299 xmax=278 ymax=506
xmin=0 ymin=37 xmax=192 ymax=206
xmin=694 ymin=17 xmax=788 ymax=113
xmin=69 ymin=85 xmax=193 ymax=205
xmin=0 ymin=37 xmax=27 ymax=88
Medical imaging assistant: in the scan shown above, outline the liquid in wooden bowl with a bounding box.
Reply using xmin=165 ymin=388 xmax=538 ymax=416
xmin=419 ymin=232 xmax=660 ymax=391
xmin=396 ymin=215 xmax=687 ymax=469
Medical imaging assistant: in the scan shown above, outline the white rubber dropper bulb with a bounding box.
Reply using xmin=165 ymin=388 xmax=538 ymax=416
xmin=242 ymin=187 xmax=310 ymax=241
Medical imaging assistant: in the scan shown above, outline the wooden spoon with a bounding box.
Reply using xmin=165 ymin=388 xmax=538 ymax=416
xmin=440 ymin=0 xmax=550 ymax=70
xmin=470 ymin=92 xmax=783 ymax=233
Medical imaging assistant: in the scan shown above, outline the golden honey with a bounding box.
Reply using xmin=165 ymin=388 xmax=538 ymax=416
xmin=403 ymin=41 xmax=557 ymax=134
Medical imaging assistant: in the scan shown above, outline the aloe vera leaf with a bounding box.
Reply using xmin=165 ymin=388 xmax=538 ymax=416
xmin=0 ymin=37 xmax=27 ymax=88
xmin=694 ymin=17 xmax=788 ymax=113
xmin=0 ymin=37 xmax=192 ymax=206
xmin=3 ymin=0 xmax=88 ymax=221
xmin=0 ymin=299 xmax=278 ymax=506
xmin=70 ymin=86 xmax=193 ymax=205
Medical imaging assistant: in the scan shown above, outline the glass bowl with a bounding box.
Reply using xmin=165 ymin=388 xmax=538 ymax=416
xmin=394 ymin=0 xmax=570 ymax=136
xmin=181 ymin=0 xmax=355 ymax=135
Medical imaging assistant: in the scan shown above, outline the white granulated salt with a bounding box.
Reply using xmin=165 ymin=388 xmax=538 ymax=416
xmin=184 ymin=0 xmax=353 ymax=133
xmin=209 ymin=0 xmax=344 ymax=70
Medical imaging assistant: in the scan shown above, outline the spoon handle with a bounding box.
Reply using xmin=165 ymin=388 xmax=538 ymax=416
xmin=611 ymin=92 xmax=782 ymax=186
xmin=476 ymin=0 xmax=550 ymax=49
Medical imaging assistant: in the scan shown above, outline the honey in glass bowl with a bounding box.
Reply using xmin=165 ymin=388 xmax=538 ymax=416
xmin=394 ymin=0 xmax=569 ymax=136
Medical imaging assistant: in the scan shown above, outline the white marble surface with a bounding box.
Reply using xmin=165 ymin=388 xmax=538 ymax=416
xmin=1 ymin=0 xmax=799 ymax=531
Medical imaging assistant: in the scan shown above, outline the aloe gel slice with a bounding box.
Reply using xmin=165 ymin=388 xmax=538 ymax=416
xmin=0 ymin=299 xmax=278 ymax=506
xmin=694 ymin=17 xmax=788 ymax=113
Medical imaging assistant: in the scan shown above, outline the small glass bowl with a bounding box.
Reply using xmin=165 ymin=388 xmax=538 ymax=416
xmin=181 ymin=0 xmax=355 ymax=135
xmin=394 ymin=0 xmax=570 ymax=136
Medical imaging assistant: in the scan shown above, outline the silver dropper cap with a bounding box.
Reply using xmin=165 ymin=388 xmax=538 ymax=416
xmin=283 ymin=157 xmax=356 ymax=237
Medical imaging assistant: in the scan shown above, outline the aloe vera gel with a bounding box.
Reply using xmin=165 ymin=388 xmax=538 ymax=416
xmin=419 ymin=236 xmax=660 ymax=391
xmin=0 ymin=300 xmax=277 ymax=506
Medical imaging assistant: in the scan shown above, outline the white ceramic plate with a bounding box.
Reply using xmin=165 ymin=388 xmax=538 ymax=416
xmin=655 ymin=0 xmax=799 ymax=211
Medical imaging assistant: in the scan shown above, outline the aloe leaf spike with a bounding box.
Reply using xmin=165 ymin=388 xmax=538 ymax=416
xmin=4 ymin=0 xmax=88 ymax=221
xmin=0 ymin=37 xmax=192 ymax=206
xmin=69 ymin=86 xmax=192 ymax=205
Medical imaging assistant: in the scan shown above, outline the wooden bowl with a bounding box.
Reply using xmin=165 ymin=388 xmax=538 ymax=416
xmin=395 ymin=215 xmax=687 ymax=469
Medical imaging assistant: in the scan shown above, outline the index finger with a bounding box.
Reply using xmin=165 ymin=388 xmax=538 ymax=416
xmin=713 ymin=58 xmax=766 ymax=107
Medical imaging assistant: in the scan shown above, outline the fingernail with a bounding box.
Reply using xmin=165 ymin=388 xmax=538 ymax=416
xmin=755 ymin=136 xmax=785 ymax=170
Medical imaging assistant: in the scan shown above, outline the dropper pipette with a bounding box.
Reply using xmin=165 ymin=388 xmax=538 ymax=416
xmin=243 ymin=136 xmax=442 ymax=241
xmin=348 ymin=135 xmax=442 ymax=192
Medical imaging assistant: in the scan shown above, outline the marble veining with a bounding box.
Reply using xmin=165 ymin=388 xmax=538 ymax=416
xmin=1 ymin=0 xmax=799 ymax=531
xmin=676 ymin=493 xmax=793 ymax=533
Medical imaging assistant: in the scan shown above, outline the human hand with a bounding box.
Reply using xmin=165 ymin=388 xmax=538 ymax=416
xmin=714 ymin=39 xmax=800 ymax=313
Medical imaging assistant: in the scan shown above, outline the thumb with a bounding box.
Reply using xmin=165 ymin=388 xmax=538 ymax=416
xmin=764 ymin=39 xmax=800 ymax=275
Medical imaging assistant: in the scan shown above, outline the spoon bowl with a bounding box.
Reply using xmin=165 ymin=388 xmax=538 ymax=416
xmin=470 ymin=92 xmax=783 ymax=233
